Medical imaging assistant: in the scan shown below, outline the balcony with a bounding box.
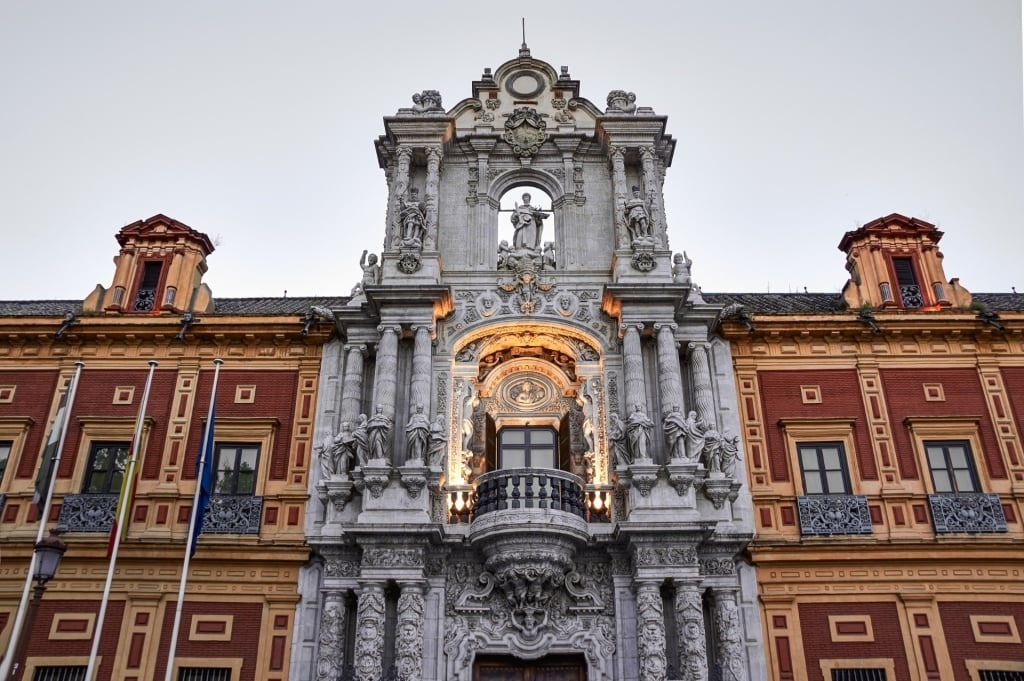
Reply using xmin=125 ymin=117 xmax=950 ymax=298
xmin=472 ymin=468 xmax=586 ymax=520
xmin=928 ymin=493 xmax=1007 ymax=534
xmin=56 ymin=493 xmax=263 ymax=535
xmin=796 ymin=495 xmax=873 ymax=536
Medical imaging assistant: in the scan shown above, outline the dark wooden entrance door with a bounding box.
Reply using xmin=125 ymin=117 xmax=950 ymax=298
xmin=474 ymin=655 xmax=586 ymax=681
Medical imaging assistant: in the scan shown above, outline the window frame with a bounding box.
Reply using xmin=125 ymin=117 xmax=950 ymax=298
xmin=797 ymin=441 xmax=853 ymax=495
xmin=924 ymin=440 xmax=981 ymax=494
xmin=778 ymin=418 xmax=863 ymax=496
xmin=0 ymin=416 xmax=34 ymax=495
xmin=211 ymin=443 xmax=261 ymax=496
xmin=0 ymin=439 xmax=12 ymax=486
xmin=81 ymin=441 xmax=131 ymax=494
xmin=904 ymin=417 xmax=992 ymax=495
xmin=497 ymin=426 xmax=558 ymax=469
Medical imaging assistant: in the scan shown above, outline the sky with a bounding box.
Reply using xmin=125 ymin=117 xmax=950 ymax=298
xmin=1 ymin=1 xmax=1022 ymax=301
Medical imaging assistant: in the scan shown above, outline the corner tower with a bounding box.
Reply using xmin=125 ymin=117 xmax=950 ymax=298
xmin=298 ymin=46 xmax=765 ymax=681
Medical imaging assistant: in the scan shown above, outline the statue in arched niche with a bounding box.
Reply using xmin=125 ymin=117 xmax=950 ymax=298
xmin=510 ymin=192 xmax=549 ymax=253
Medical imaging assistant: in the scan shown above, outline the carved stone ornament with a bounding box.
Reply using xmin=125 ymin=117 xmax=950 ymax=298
xmin=633 ymin=545 xmax=698 ymax=568
xmin=605 ymin=90 xmax=637 ymax=114
xmin=323 ymin=559 xmax=360 ymax=578
xmin=699 ymin=557 xmax=736 ymax=576
xmin=497 ymin=266 xmax=554 ymax=315
xmin=410 ymin=89 xmax=444 ymax=114
xmin=397 ymin=251 xmax=422 ymax=274
xmin=503 ymin=107 xmax=549 ymax=157
xmin=361 ymin=547 xmax=424 ymax=568
xmin=630 ymin=250 xmax=657 ymax=272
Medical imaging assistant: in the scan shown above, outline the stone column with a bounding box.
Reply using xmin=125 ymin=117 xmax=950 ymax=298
xmin=688 ymin=343 xmax=716 ymax=429
xmin=655 ymin=323 xmax=684 ymax=414
xmin=424 ymin=145 xmax=443 ymax=249
xmin=389 ymin=146 xmax=413 ymax=249
xmin=395 ymin=582 xmax=426 ymax=681
xmin=316 ymin=591 xmax=347 ymax=681
xmin=674 ymin=582 xmax=708 ymax=681
xmin=409 ymin=325 xmax=432 ymax=412
xmin=622 ymin=324 xmax=646 ymax=416
xmin=640 ymin=145 xmax=667 ymax=247
xmin=372 ymin=326 xmax=401 ymax=419
xmin=354 ymin=582 xmax=386 ymax=681
xmin=609 ymin=145 xmax=629 ymax=246
xmin=635 ymin=580 xmax=668 ymax=681
xmin=340 ymin=344 xmax=367 ymax=425
xmin=711 ymin=589 xmax=745 ymax=681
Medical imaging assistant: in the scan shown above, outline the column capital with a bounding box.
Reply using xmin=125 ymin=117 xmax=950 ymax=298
xmin=396 ymin=145 xmax=413 ymax=161
xmin=653 ymin=322 xmax=677 ymax=334
xmin=344 ymin=343 xmax=368 ymax=356
xmin=425 ymin=145 xmax=443 ymax=163
xmin=639 ymin=145 xmax=657 ymax=159
xmin=377 ymin=324 xmax=402 ymax=335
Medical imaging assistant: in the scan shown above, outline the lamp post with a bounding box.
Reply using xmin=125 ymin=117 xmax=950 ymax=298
xmin=8 ymin=531 xmax=67 ymax=681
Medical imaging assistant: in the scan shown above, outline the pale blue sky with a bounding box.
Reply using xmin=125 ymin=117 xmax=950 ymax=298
xmin=1 ymin=1 xmax=1022 ymax=300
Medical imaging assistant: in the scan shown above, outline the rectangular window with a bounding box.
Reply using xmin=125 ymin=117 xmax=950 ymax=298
xmin=213 ymin=444 xmax=260 ymax=495
xmin=498 ymin=427 xmax=556 ymax=469
xmin=32 ymin=667 xmax=87 ymax=681
xmin=177 ymin=669 xmax=232 ymax=681
xmin=132 ymin=261 xmax=163 ymax=311
xmin=926 ymin=440 xmax=980 ymax=493
xmin=832 ymin=670 xmax=887 ymax=681
xmin=798 ymin=442 xmax=852 ymax=495
xmin=0 ymin=440 xmax=12 ymax=484
xmin=83 ymin=442 xmax=130 ymax=494
xmin=892 ymin=257 xmax=922 ymax=308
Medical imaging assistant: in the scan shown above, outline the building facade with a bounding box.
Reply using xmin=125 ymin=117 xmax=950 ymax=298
xmin=294 ymin=47 xmax=764 ymax=681
xmin=714 ymin=215 xmax=1024 ymax=681
xmin=0 ymin=215 xmax=338 ymax=680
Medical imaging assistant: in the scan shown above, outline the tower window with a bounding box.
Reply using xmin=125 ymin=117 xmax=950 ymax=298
xmin=892 ymin=258 xmax=922 ymax=308
xmin=132 ymin=261 xmax=164 ymax=312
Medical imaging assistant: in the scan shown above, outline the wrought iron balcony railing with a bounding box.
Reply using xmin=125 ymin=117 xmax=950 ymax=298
xmin=928 ymin=493 xmax=1007 ymax=534
xmin=56 ymin=493 xmax=263 ymax=535
xmin=472 ymin=468 xmax=586 ymax=520
xmin=796 ymin=494 xmax=873 ymax=536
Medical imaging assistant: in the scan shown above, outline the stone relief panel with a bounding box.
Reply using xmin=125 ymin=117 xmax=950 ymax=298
xmin=443 ymin=556 xmax=616 ymax=681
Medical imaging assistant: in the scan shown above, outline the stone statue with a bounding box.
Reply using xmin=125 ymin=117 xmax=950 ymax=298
xmin=322 ymin=421 xmax=357 ymax=477
xmin=411 ymin=89 xmax=443 ymax=113
xmin=583 ymin=451 xmax=595 ymax=484
xmin=352 ymin=414 xmax=370 ymax=466
xmin=605 ymin=90 xmax=637 ymax=114
xmin=427 ymin=415 xmax=448 ymax=467
xmin=626 ymin=404 xmax=654 ymax=462
xmin=497 ymin=240 xmax=514 ymax=270
xmin=718 ymin=432 xmax=741 ymax=477
xmin=360 ymin=250 xmax=380 ymax=286
xmin=461 ymin=383 xmax=480 ymax=452
xmin=404 ymin=404 xmax=431 ymax=463
xmin=366 ymin=405 xmax=393 ymax=462
xmin=681 ymin=410 xmax=705 ymax=462
xmin=542 ymin=241 xmax=556 ymax=269
xmin=623 ymin=186 xmax=652 ymax=242
xmin=317 ymin=434 xmax=336 ymax=480
xmin=608 ymin=413 xmax=630 ymax=466
xmin=399 ymin=188 xmax=426 ymax=248
xmin=510 ymin=192 xmax=549 ymax=252
xmin=673 ymin=251 xmax=692 ymax=285
xmin=662 ymin=405 xmax=689 ymax=461
xmin=702 ymin=427 xmax=723 ymax=474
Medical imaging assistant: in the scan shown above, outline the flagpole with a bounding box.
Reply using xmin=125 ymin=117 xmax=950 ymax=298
xmin=0 ymin=362 xmax=84 ymax=681
xmin=163 ymin=358 xmax=222 ymax=681
xmin=84 ymin=360 xmax=157 ymax=681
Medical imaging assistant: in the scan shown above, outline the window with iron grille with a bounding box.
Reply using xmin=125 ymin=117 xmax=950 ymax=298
xmin=82 ymin=441 xmax=130 ymax=493
xmin=0 ymin=440 xmax=11 ymax=484
xmin=32 ymin=667 xmax=86 ymax=681
xmin=892 ymin=257 xmax=922 ymax=308
xmin=132 ymin=261 xmax=163 ymax=311
xmin=979 ymin=671 xmax=1024 ymax=681
xmin=177 ymin=668 xmax=232 ymax=681
xmin=831 ymin=669 xmax=887 ymax=681
xmin=798 ymin=442 xmax=852 ymax=494
xmin=926 ymin=440 xmax=980 ymax=493
xmin=213 ymin=443 xmax=259 ymax=495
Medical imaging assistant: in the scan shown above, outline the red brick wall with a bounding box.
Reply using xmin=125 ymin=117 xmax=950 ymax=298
xmin=0 ymin=370 xmax=61 ymax=479
xmin=184 ymin=370 xmax=298 ymax=482
xmin=57 ymin=368 xmax=176 ymax=483
xmin=155 ymin=600 xmax=264 ymax=681
xmin=880 ymin=368 xmax=1005 ymax=481
xmin=32 ymin=598 xmax=125 ymax=680
xmin=1000 ymin=367 xmax=1024 ymax=451
xmin=758 ymin=369 xmax=876 ymax=483
xmin=798 ymin=601 xmax=911 ymax=681
xmin=939 ymin=601 xmax=1024 ymax=681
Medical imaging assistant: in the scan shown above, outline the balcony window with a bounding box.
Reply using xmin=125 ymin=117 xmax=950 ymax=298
xmin=83 ymin=441 xmax=130 ymax=494
xmin=926 ymin=441 xmax=979 ymax=494
xmin=798 ymin=442 xmax=851 ymax=495
xmin=498 ymin=427 xmax=556 ymax=469
xmin=213 ymin=443 xmax=259 ymax=495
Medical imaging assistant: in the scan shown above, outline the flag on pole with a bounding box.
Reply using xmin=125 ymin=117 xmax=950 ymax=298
xmin=33 ymin=389 xmax=70 ymax=516
xmin=107 ymin=444 xmax=137 ymax=557
xmin=190 ymin=406 xmax=215 ymax=557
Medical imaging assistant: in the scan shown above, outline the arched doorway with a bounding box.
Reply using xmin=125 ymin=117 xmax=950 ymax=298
xmin=474 ymin=654 xmax=586 ymax=681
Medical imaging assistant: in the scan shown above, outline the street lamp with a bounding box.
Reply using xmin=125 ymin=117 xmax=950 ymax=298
xmin=9 ymin=531 xmax=67 ymax=681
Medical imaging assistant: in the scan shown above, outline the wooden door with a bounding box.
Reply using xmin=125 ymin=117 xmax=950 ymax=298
xmin=474 ymin=655 xmax=585 ymax=681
